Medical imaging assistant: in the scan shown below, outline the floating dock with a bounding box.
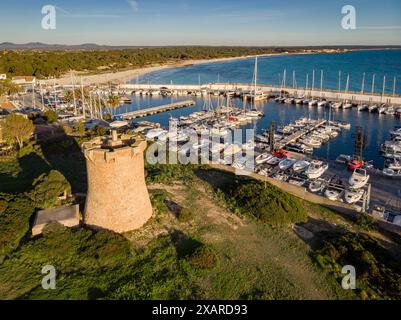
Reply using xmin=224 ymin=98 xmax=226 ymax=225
xmin=276 ymin=119 xmax=327 ymax=149
xmin=115 ymin=100 xmax=195 ymax=119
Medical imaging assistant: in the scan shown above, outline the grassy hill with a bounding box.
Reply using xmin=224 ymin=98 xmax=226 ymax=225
xmin=0 ymin=136 xmax=401 ymax=300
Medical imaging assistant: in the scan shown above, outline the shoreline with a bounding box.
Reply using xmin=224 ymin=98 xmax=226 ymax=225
xmin=44 ymin=50 xmax=349 ymax=86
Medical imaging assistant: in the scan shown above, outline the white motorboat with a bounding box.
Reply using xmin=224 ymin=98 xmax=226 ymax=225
xmin=317 ymin=100 xmax=327 ymax=107
xmin=295 ymin=98 xmax=304 ymax=105
xmin=266 ymin=156 xmax=281 ymax=166
xmin=382 ymin=168 xmax=401 ymax=178
xmin=348 ymin=168 xmax=370 ymax=189
xmin=385 ymin=106 xmax=395 ymax=115
xmin=305 ymin=160 xmax=329 ymax=179
xmin=324 ymin=188 xmax=342 ymax=201
xmin=288 ymin=177 xmax=306 ymax=186
xmin=335 ymin=154 xmax=352 ymax=164
xmin=308 ymin=179 xmax=326 ymax=193
xmin=342 ymin=101 xmax=353 ymax=109
xmin=344 ymin=189 xmax=365 ymax=204
xmin=242 ymin=140 xmax=256 ymax=151
xmin=331 ymin=102 xmax=342 ymax=109
xmin=278 ymin=158 xmax=297 ymax=171
xmin=308 ymin=100 xmax=318 ymax=106
xmin=109 ymin=120 xmax=129 ymax=128
xmin=293 ymin=160 xmax=310 ymax=172
xmin=388 ymin=159 xmax=401 ymax=171
xmin=357 ymin=104 xmax=368 ymax=111
xmin=368 ymin=104 xmax=378 ymax=112
xmin=378 ymin=105 xmax=387 ymax=114
xmin=255 ymin=153 xmax=273 ymax=164
xmin=300 ymin=137 xmax=322 ymax=148
xmin=145 ymin=128 xmax=168 ymax=140
xmin=390 ymin=128 xmax=401 ymax=137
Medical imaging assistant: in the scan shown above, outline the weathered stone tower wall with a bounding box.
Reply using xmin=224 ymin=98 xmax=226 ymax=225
xmin=82 ymin=132 xmax=152 ymax=233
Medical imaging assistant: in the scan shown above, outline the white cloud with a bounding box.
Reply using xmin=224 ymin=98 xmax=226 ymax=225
xmin=127 ymin=0 xmax=139 ymax=13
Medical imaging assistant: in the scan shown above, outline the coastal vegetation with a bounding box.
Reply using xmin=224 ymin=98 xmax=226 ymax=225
xmin=0 ymin=131 xmax=401 ymax=300
xmin=0 ymin=47 xmax=289 ymax=78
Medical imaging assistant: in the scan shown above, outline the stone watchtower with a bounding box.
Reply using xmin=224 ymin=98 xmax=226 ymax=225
xmin=82 ymin=131 xmax=152 ymax=233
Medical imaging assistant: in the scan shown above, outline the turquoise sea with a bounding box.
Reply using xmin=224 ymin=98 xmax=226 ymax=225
xmin=116 ymin=50 xmax=401 ymax=168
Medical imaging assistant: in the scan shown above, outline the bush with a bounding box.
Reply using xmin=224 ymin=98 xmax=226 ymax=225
xmin=314 ymin=231 xmax=401 ymax=299
xmin=189 ymin=245 xmax=218 ymax=269
xmin=28 ymin=170 xmax=71 ymax=209
xmin=42 ymin=110 xmax=58 ymax=124
xmin=222 ymin=179 xmax=308 ymax=227
xmin=90 ymin=125 xmax=107 ymax=137
xmin=177 ymin=207 xmax=194 ymax=222
xmin=0 ymin=193 xmax=35 ymax=263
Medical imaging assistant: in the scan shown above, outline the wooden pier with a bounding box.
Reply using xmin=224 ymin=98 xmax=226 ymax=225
xmin=115 ymin=100 xmax=195 ymax=120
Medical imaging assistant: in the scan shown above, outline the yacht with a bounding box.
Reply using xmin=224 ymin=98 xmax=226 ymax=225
xmin=348 ymin=168 xmax=370 ymax=189
xmin=324 ymin=188 xmax=342 ymax=201
xmin=331 ymin=102 xmax=342 ymax=109
xmin=368 ymin=104 xmax=378 ymax=113
xmin=317 ymin=100 xmax=327 ymax=107
xmin=385 ymin=106 xmax=395 ymax=115
xmin=342 ymin=101 xmax=353 ymax=109
xmin=378 ymin=105 xmax=387 ymax=114
xmin=278 ymin=158 xmax=297 ymax=171
xmin=255 ymin=153 xmax=273 ymax=164
xmin=299 ymin=136 xmax=322 ymax=148
xmin=357 ymin=104 xmax=368 ymax=111
xmin=288 ymin=176 xmax=306 ymax=186
xmin=382 ymin=168 xmax=401 ymax=178
xmin=344 ymin=189 xmax=365 ymax=204
xmin=293 ymin=160 xmax=311 ymax=172
xmin=308 ymin=100 xmax=318 ymax=106
xmin=109 ymin=120 xmax=129 ymax=128
xmin=388 ymin=159 xmax=401 ymax=171
xmin=305 ymin=160 xmax=329 ymax=179
xmin=266 ymin=156 xmax=281 ymax=166
xmin=308 ymin=178 xmax=326 ymax=193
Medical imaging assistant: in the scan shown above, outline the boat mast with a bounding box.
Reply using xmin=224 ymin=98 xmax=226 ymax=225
xmin=39 ymin=82 xmax=44 ymax=111
xmin=320 ymin=70 xmax=323 ymax=99
xmin=393 ymin=76 xmax=397 ymax=97
xmin=381 ymin=75 xmax=386 ymax=103
xmin=71 ymin=72 xmax=77 ymax=116
xmin=80 ymin=77 xmax=86 ymax=118
xmin=361 ymin=73 xmax=365 ymax=94
xmin=311 ymin=69 xmax=315 ymax=99
xmin=371 ymin=74 xmax=375 ymax=95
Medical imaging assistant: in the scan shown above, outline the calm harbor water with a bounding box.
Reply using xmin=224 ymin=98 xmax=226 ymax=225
xmin=116 ymin=50 xmax=401 ymax=168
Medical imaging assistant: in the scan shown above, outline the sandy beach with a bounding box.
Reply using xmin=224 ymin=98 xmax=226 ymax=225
xmin=43 ymin=51 xmax=330 ymax=86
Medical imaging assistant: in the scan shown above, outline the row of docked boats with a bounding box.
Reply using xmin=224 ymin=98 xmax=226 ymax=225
xmin=275 ymin=95 xmax=401 ymax=117
xmin=381 ymin=127 xmax=401 ymax=178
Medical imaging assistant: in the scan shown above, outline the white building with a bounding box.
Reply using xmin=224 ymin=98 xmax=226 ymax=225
xmin=11 ymin=76 xmax=36 ymax=86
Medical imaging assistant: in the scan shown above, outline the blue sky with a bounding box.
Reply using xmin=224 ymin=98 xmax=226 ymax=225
xmin=0 ymin=0 xmax=400 ymax=45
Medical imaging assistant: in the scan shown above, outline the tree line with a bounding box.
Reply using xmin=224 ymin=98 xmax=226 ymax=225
xmin=0 ymin=47 xmax=291 ymax=78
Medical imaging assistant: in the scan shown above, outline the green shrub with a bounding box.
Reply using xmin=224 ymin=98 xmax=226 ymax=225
xmin=222 ymin=179 xmax=308 ymax=227
xmin=90 ymin=125 xmax=107 ymax=137
xmin=42 ymin=110 xmax=58 ymax=124
xmin=178 ymin=207 xmax=194 ymax=222
xmin=0 ymin=194 xmax=35 ymax=263
xmin=28 ymin=170 xmax=71 ymax=209
xmin=189 ymin=245 xmax=218 ymax=269
xmin=314 ymin=231 xmax=401 ymax=299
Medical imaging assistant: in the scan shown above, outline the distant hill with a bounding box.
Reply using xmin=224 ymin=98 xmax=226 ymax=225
xmin=0 ymin=42 xmax=401 ymax=51
xmin=0 ymin=42 xmax=143 ymax=50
